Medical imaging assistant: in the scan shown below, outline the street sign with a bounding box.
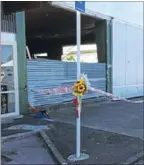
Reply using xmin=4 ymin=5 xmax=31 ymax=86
xmin=75 ymin=1 xmax=85 ymax=13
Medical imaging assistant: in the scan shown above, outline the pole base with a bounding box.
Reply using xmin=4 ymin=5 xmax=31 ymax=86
xmin=68 ymin=153 xmax=89 ymax=163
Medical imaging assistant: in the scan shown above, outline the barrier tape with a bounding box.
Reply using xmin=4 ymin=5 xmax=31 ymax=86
xmin=29 ymin=86 xmax=142 ymax=104
xmin=88 ymin=86 xmax=134 ymax=103
xmin=30 ymin=87 xmax=72 ymax=95
xmin=28 ymin=103 xmax=40 ymax=112
xmin=72 ymin=98 xmax=79 ymax=118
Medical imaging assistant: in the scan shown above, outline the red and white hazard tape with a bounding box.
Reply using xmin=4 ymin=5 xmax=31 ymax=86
xmin=88 ymin=86 xmax=142 ymax=104
xmin=29 ymin=86 xmax=142 ymax=104
xmin=30 ymin=87 xmax=72 ymax=95
xmin=28 ymin=86 xmax=143 ymax=119
xmin=28 ymin=103 xmax=40 ymax=112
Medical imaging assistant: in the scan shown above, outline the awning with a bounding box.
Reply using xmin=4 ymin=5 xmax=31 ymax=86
xmin=1 ymin=60 xmax=13 ymax=67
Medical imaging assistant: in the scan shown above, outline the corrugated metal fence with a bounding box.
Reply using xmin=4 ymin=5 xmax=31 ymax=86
xmin=27 ymin=59 xmax=106 ymax=106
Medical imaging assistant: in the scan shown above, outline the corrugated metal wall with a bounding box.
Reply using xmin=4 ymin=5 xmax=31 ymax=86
xmin=27 ymin=59 xmax=106 ymax=106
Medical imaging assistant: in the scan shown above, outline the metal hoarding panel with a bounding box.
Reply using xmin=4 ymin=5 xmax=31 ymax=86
xmin=27 ymin=59 xmax=106 ymax=107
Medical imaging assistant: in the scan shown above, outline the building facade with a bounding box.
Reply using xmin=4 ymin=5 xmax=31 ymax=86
xmin=1 ymin=2 xmax=143 ymax=118
xmin=53 ymin=1 xmax=143 ymax=98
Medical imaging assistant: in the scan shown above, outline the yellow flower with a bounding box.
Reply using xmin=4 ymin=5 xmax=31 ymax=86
xmin=74 ymin=83 xmax=79 ymax=87
xmin=76 ymin=79 xmax=84 ymax=85
xmin=77 ymin=84 xmax=85 ymax=93
xmin=72 ymin=77 xmax=87 ymax=96
xmin=79 ymin=79 xmax=84 ymax=84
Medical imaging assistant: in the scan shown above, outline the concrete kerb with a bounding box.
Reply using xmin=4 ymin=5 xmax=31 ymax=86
xmin=39 ymin=130 xmax=68 ymax=165
xmin=1 ymin=131 xmax=39 ymax=143
xmin=118 ymin=151 xmax=144 ymax=165
xmin=1 ymin=153 xmax=13 ymax=162
xmin=39 ymin=130 xmax=144 ymax=165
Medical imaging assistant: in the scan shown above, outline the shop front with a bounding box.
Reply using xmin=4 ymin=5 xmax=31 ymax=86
xmin=1 ymin=32 xmax=19 ymax=118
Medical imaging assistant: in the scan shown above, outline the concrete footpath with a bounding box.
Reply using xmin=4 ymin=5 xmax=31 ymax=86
xmin=2 ymin=134 xmax=56 ymax=164
xmin=1 ymin=117 xmax=57 ymax=164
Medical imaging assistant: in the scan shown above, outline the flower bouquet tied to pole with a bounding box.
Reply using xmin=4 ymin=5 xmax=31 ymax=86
xmin=72 ymin=74 xmax=90 ymax=97
xmin=70 ymin=73 xmax=90 ymax=161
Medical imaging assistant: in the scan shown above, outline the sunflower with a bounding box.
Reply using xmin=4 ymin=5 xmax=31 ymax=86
xmin=72 ymin=77 xmax=88 ymax=97
xmin=77 ymin=84 xmax=85 ymax=93
xmin=74 ymin=82 xmax=79 ymax=87
xmin=76 ymin=79 xmax=84 ymax=85
xmin=79 ymin=79 xmax=84 ymax=84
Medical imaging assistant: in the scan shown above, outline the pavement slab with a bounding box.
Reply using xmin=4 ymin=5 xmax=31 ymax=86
xmin=1 ymin=115 xmax=53 ymax=137
xmin=2 ymin=135 xmax=57 ymax=164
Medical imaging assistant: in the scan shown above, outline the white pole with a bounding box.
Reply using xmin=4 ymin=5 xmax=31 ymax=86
xmin=76 ymin=10 xmax=81 ymax=158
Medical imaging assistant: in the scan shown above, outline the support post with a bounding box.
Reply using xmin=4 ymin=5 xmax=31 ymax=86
xmin=76 ymin=10 xmax=81 ymax=158
xmin=68 ymin=7 xmax=89 ymax=163
xmin=16 ymin=11 xmax=28 ymax=114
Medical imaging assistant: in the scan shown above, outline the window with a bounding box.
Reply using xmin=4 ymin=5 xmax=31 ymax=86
xmin=1 ymin=45 xmax=14 ymax=91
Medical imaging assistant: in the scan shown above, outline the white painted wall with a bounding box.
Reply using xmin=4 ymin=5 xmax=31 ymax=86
xmin=1 ymin=32 xmax=16 ymax=43
xmin=112 ymin=19 xmax=143 ymax=98
xmin=53 ymin=2 xmax=143 ymax=26
xmin=86 ymin=2 xmax=143 ymax=26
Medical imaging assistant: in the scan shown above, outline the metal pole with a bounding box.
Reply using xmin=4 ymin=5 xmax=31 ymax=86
xmin=76 ymin=10 xmax=81 ymax=158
